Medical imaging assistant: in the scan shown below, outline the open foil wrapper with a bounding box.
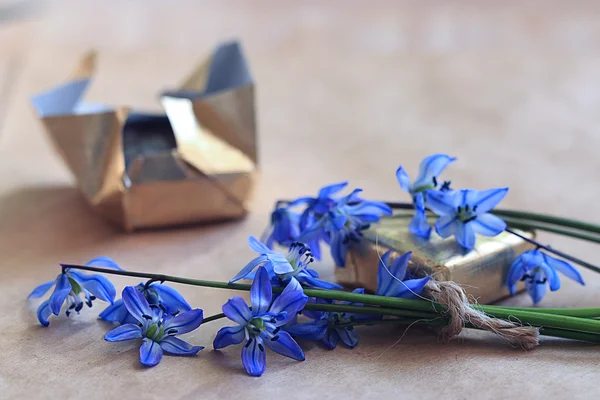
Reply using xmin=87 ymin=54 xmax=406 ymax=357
xmin=338 ymin=216 xmax=534 ymax=304
xmin=31 ymin=41 xmax=257 ymax=231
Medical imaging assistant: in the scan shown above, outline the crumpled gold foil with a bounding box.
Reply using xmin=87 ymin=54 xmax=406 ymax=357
xmin=31 ymin=41 xmax=257 ymax=231
xmin=337 ymin=216 xmax=534 ymax=304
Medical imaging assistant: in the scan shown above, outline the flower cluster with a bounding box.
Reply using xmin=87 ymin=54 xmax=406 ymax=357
xmin=263 ymin=182 xmax=392 ymax=267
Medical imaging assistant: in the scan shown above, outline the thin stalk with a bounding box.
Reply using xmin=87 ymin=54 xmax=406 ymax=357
xmin=481 ymin=305 xmax=600 ymax=319
xmin=303 ymin=303 xmax=439 ymax=319
xmin=203 ymin=313 xmax=226 ymax=323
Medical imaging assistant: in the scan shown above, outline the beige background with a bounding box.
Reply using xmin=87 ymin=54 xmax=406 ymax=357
xmin=1 ymin=1 xmax=600 ymax=398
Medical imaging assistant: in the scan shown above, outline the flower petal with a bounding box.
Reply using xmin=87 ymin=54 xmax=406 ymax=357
xmin=434 ymin=215 xmax=459 ymax=238
xmin=250 ymin=266 xmax=272 ymax=314
xmin=85 ymin=256 xmax=123 ymax=270
xmin=222 ymin=297 xmax=252 ymax=325
xmin=68 ymin=270 xmax=116 ymax=304
xmin=376 ymin=250 xmax=394 ymax=296
xmin=395 ymin=165 xmax=411 ymax=192
xmin=248 ymin=235 xmax=271 ymax=255
xmin=164 ymin=309 xmax=203 ymax=335
xmin=322 ymin=329 xmax=339 ymax=349
xmin=36 ymin=300 xmax=52 ymax=326
xmin=284 ymin=319 xmax=328 ymax=340
xmin=540 ymin=264 xmax=561 ymax=292
xmin=269 ymin=290 xmax=308 ymax=326
xmin=28 ymin=280 xmax=55 ymax=299
xmin=471 ymin=213 xmax=506 ymax=237
xmin=413 ymin=154 xmax=456 ymax=190
xmin=213 ymin=326 xmax=246 ymax=349
xmin=346 ymin=201 xmax=392 ymax=217
xmin=507 ymin=256 xmax=525 ymax=295
xmin=230 ymin=255 xmax=269 ymax=283
xmin=122 ymin=286 xmax=153 ymax=323
xmin=242 ymin=337 xmax=267 ymax=376
xmin=148 ymin=284 xmax=192 ymax=313
xmin=318 ymin=181 xmax=348 ymax=198
xmin=330 ymin=231 xmax=348 ymax=268
xmin=281 ymin=277 xmax=303 ymax=294
xmin=49 ymin=274 xmax=72 ymax=315
xmin=104 ymin=323 xmax=143 ymax=342
xmin=409 ymin=193 xmax=432 ymax=238
xmin=297 ymin=217 xmax=327 ymax=242
xmin=139 ymin=338 xmax=163 ymax=367
xmin=386 ymin=276 xmax=431 ymax=299
xmin=543 ymin=254 xmax=585 ymax=286
xmin=160 ymin=336 xmax=203 ymax=355
xmin=99 ymin=299 xmax=130 ymax=323
xmin=426 ymin=189 xmax=458 ymax=216
xmin=526 ymin=270 xmax=548 ymax=304
xmin=296 ymin=272 xmax=342 ymax=290
xmin=264 ymin=330 xmax=305 ymax=361
xmin=455 ymin=222 xmax=476 ymax=250
xmin=471 ymin=188 xmax=509 ymax=214
xmin=337 ymin=327 xmax=359 ymax=348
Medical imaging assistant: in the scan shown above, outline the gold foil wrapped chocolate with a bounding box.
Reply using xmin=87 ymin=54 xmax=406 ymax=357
xmin=31 ymin=41 xmax=257 ymax=231
xmin=338 ymin=215 xmax=534 ymax=304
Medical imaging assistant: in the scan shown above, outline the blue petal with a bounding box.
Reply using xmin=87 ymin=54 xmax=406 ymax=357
xmin=49 ymin=274 xmax=71 ymax=315
xmin=318 ymin=181 xmax=348 ymax=198
xmin=471 ymin=188 xmax=509 ymax=214
xmin=104 ymin=323 xmax=143 ymax=342
xmin=376 ymin=250 xmax=394 ymax=295
xmin=526 ymin=270 xmax=547 ymax=304
xmin=122 ymin=286 xmax=152 ymax=323
xmin=507 ymin=256 xmax=525 ymax=295
xmin=149 ymin=284 xmax=192 ymax=313
xmin=337 ymin=327 xmax=359 ymax=348
xmin=85 ymin=256 xmax=123 ymax=271
xmin=387 ymin=276 xmax=431 ymax=299
xmin=281 ymin=277 xmax=303 ymax=294
xmin=409 ymin=193 xmax=432 ymax=238
xmin=297 ymin=217 xmax=327 ymax=242
xmin=308 ymin=238 xmax=322 ymax=260
xmin=242 ymin=337 xmax=267 ymax=376
xmin=284 ymin=319 xmax=328 ymax=340
xmin=434 ymin=215 xmax=459 ymax=238
xmin=543 ymin=253 xmax=585 ymax=286
xmin=322 ymin=329 xmax=339 ymax=349
xmin=455 ymin=222 xmax=476 ymax=250
xmin=159 ymin=336 xmax=203 ymax=355
xmin=413 ymin=154 xmax=456 ymax=190
xmin=296 ymin=272 xmax=343 ymax=290
xmin=330 ymin=213 xmax=348 ymax=231
xmin=164 ymin=308 xmax=203 ymax=335
xmin=390 ymin=251 xmax=411 ymax=281
xmin=99 ymin=299 xmax=130 ymax=323
xmin=264 ymin=330 xmax=305 ymax=361
xmin=222 ymin=297 xmax=252 ymax=325
xmin=377 ymin=251 xmax=414 ymax=297
xmin=213 ymin=326 xmax=246 ymax=349
xmin=140 ymin=338 xmax=163 ymax=367
xmin=36 ymin=300 xmax=52 ymax=326
xmin=28 ymin=280 xmax=55 ymax=299
xmin=425 ymin=189 xmax=458 ymax=216
xmin=330 ymin=231 xmax=348 ymax=267
xmin=269 ymin=290 xmax=308 ymax=326
xmin=346 ymin=201 xmax=393 ymax=217
xmin=68 ymin=270 xmax=116 ymax=304
xmin=230 ymin=255 xmax=269 ymax=283
xmin=395 ymin=165 xmax=411 ymax=192
xmin=248 ymin=235 xmax=271 ymax=255
xmin=250 ymin=267 xmax=272 ymax=314
xmin=540 ymin=263 xmax=561 ymax=292
xmin=471 ymin=213 xmax=506 ymax=237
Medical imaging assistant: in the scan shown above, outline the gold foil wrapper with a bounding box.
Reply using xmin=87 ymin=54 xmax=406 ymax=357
xmin=337 ymin=216 xmax=535 ymax=304
xmin=31 ymin=41 xmax=257 ymax=231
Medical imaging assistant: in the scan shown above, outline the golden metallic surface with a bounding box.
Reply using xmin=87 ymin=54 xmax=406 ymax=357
xmin=337 ymin=215 xmax=535 ymax=304
xmin=31 ymin=41 xmax=257 ymax=231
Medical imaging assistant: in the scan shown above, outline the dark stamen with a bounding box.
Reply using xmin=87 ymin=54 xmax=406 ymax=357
xmin=167 ymin=329 xmax=178 ymax=335
xmin=258 ymin=343 xmax=265 ymax=352
xmin=245 ymin=338 xmax=253 ymax=347
xmin=171 ymin=311 xmax=180 ymax=317
xmin=432 ymin=176 xmax=438 ymax=187
xmin=457 ymin=206 xmax=462 ymax=213
xmin=272 ymin=327 xmax=281 ymax=334
xmin=270 ymin=335 xmax=279 ymax=341
xmin=142 ymin=314 xmax=153 ymax=320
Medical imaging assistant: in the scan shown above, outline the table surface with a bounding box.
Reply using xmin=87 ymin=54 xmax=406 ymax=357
xmin=2 ymin=1 xmax=600 ymax=398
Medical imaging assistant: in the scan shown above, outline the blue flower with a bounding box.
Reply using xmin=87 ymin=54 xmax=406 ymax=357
xmin=376 ymin=250 xmax=430 ymax=298
xmin=263 ymin=203 xmax=301 ymax=249
xmin=214 ymin=267 xmax=308 ymax=376
xmin=230 ymin=236 xmax=342 ymax=290
xmin=100 ymin=282 xmax=192 ymax=325
xmin=396 ymin=154 xmax=456 ymax=238
xmin=28 ymin=257 xmax=120 ymax=326
xmin=284 ymin=289 xmax=366 ymax=349
xmin=104 ymin=286 xmax=204 ymax=367
xmin=507 ymin=249 xmax=585 ymax=304
xmin=292 ymin=181 xmax=349 ymax=228
xmin=426 ymin=188 xmax=508 ymax=250
xmin=299 ymin=188 xmax=392 ymax=267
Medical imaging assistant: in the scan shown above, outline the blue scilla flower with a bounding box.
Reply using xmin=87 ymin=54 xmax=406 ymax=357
xmin=230 ymin=236 xmax=342 ymax=290
xmin=425 ymin=188 xmax=509 ymax=250
xmin=262 ymin=203 xmax=301 ymax=249
xmin=100 ymin=281 xmax=192 ymax=325
xmin=28 ymin=257 xmax=120 ymax=326
xmin=299 ymin=188 xmax=392 ymax=267
xmin=396 ymin=154 xmax=456 ymax=239
xmin=284 ymin=289 xmax=366 ymax=349
xmin=376 ymin=250 xmax=430 ymax=298
xmin=292 ymin=181 xmax=349 ymax=228
xmin=507 ymin=249 xmax=584 ymax=304
xmin=214 ymin=267 xmax=308 ymax=376
xmin=104 ymin=286 xmax=204 ymax=367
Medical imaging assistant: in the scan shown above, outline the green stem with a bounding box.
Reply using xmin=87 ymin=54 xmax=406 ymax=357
xmin=303 ymin=303 xmax=439 ymax=319
xmin=481 ymin=306 xmax=600 ymax=319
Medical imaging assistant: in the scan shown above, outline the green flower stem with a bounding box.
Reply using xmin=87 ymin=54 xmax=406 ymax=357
xmin=60 ymin=264 xmax=600 ymax=338
xmin=303 ymin=303 xmax=439 ymax=319
xmin=481 ymin=306 xmax=600 ymax=319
